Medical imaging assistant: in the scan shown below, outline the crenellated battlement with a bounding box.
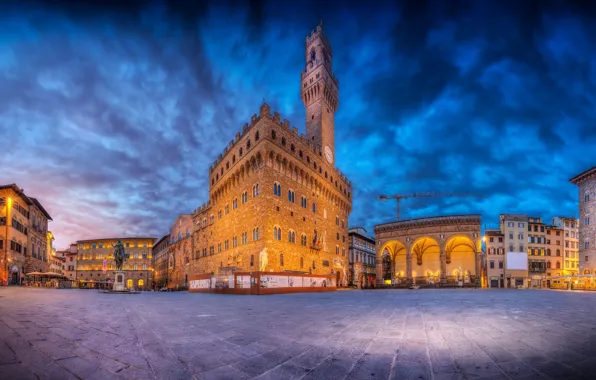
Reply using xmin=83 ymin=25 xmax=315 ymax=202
xmin=306 ymin=20 xmax=332 ymax=56
xmin=207 ymin=102 xmax=352 ymax=190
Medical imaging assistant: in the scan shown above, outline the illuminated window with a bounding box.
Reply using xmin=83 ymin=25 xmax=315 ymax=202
xmin=138 ymin=279 xmax=144 ymax=287
xmin=288 ymin=190 xmax=295 ymax=203
xmin=253 ymin=183 xmax=259 ymax=197
xmin=273 ymin=183 xmax=281 ymax=196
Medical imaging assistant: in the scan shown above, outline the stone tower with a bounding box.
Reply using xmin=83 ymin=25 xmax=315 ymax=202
xmin=300 ymin=20 xmax=339 ymax=166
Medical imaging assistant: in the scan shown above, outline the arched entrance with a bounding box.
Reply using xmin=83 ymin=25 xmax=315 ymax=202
xmin=411 ymin=237 xmax=441 ymax=284
xmin=445 ymin=235 xmax=476 ymax=284
xmin=375 ymin=215 xmax=482 ymax=288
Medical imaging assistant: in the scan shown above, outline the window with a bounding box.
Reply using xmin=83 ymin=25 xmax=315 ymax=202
xmin=224 ymin=240 xmax=229 ymax=250
xmin=250 ymin=254 xmax=254 ymax=266
xmin=288 ymin=230 xmax=296 ymax=243
xmin=233 ymin=198 xmax=238 ymax=210
xmin=271 ymin=130 xmax=276 ymax=139
xmin=301 ymin=196 xmax=307 ymax=208
xmin=274 ymin=183 xmax=281 ymax=196
xmin=274 ymin=226 xmax=282 ymax=241
xmin=280 ymin=254 xmax=284 ymax=266
xmin=253 ymin=227 xmax=260 ymax=241
xmin=253 ymin=183 xmax=259 ymax=197
xmin=518 ymin=223 xmax=524 ymax=228
xmin=312 ymin=203 xmax=316 ymax=213
xmin=218 ymin=243 xmax=221 ymax=253
xmin=585 ymin=192 xmax=590 ymax=202
xmin=246 ymin=139 xmax=251 ymax=149
xmin=336 ymin=216 xmax=339 ymax=226
xmin=241 ymin=191 xmax=248 ymax=204
xmin=210 ymin=215 xmax=215 ymax=225
xmin=490 ymin=261 xmax=495 ymax=269
xmin=210 ymin=246 xmax=214 ymax=255
xmin=239 ymin=147 xmax=243 ymax=156
xmin=336 ymin=246 xmax=339 ymax=255
xmin=242 ymin=232 xmax=248 ymax=245
xmin=288 ymin=189 xmax=295 ymax=203
xmin=585 ymin=217 xmax=590 ymax=226
xmin=301 ymin=234 xmax=307 ymax=246
xmin=498 ymin=261 xmax=503 ymax=269
xmin=586 ymin=242 xmax=590 ymax=249
xmin=233 ymin=236 xmax=238 ymax=247
xmin=281 ymin=137 xmax=286 ymax=146
xmin=507 ymin=222 xmax=514 ymax=227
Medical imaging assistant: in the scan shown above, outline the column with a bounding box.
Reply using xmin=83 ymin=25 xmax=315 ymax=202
xmin=440 ymin=250 xmax=447 ymax=283
xmin=475 ymin=250 xmax=481 ymax=286
xmin=406 ymin=253 xmax=412 ymax=281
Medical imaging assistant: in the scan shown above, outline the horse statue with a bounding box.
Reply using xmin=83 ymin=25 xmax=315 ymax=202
xmin=113 ymin=240 xmax=127 ymax=271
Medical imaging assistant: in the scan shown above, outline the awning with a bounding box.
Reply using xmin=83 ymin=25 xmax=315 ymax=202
xmin=26 ymin=272 xmax=44 ymax=276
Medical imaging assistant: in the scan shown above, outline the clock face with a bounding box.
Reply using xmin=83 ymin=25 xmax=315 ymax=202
xmin=324 ymin=146 xmax=333 ymax=164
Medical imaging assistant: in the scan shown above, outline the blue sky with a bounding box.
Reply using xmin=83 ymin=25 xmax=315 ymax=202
xmin=1 ymin=0 xmax=595 ymax=249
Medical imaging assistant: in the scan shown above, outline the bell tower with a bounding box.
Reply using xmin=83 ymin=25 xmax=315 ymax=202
xmin=300 ymin=20 xmax=339 ymax=166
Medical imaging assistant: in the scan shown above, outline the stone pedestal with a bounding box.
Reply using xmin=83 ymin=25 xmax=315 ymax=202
xmin=113 ymin=271 xmax=126 ymax=292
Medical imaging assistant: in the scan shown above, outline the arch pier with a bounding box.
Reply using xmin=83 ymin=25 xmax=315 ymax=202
xmin=374 ymin=215 xmax=482 ymax=288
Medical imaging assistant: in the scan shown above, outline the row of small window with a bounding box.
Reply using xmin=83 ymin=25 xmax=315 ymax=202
xmin=211 ymin=128 xmax=351 ymax=199
xmin=80 ymin=264 xmax=148 ymax=271
xmin=81 ymin=253 xmax=149 ymax=260
xmin=242 ymin=255 xmax=329 ymax=269
xmin=171 ymin=230 xmax=191 ymax=245
xmin=350 ymin=251 xmax=376 ymax=266
xmin=273 ymin=227 xmax=346 ymax=245
xmin=1 ymin=240 xmax=26 ymax=255
xmin=87 ymin=242 xmax=150 ymax=249
xmin=198 ymin=229 xmax=261 ymax=256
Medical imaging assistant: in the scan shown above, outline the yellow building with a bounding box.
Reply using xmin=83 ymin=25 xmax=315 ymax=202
xmin=527 ymin=217 xmax=548 ymax=288
xmin=75 ymin=237 xmax=156 ymax=290
xmin=190 ymin=22 xmax=352 ymax=284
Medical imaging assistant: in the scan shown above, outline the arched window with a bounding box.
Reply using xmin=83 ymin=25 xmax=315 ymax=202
xmin=247 ymin=139 xmax=251 ymax=149
xmin=271 ymin=130 xmax=276 ymax=139
xmin=312 ymin=203 xmax=316 ymax=213
xmin=281 ymin=137 xmax=286 ymax=146
xmin=253 ymin=227 xmax=260 ymax=241
xmin=556 ymin=249 xmax=561 ymax=256
xmin=546 ymin=248 xmax=551 ymax=256
xmin=210 ymin=215 xmax=214 ymax=224
xmin=547 ymin=261 xmax=551 ymax=269
xmin=253 ymin=183 xmax=259 ymax=197
xmin=274 ymin=227 xmax=282 ymax=241
xmin=233 ymin=198 xmax=238 ymax=209
xmin=241 ymin=191 xmax=248 ymax=204
xmin=239 ymin=148 xmax=243 ymax=156
xmin=133 ymin=264 xmax=138 ymax=271
xmin=232 ymin=155 xmax=236 ymax=163
xmin=301 ymin=196 xmax=307 ymax=208
xmin=255 ymin=131 xmax=260 ymax=141
xmin=178 ymin=232 xmax=182 ymax=241
xmin=273 ymin=182 xmax=281 ymax=196
xmin=290 ymin=144 xmax=295 ymax=152
xmin=288 ymin=189 xmax=295 ymax=203
xmin=301 ymin=234 xmax=307 ymax=246
xmin=280 ymin=254 xmax=284 ymax=266
xmin=288 ymin=230 xmax=296 ymax=243
xmin=556 ymin=261 xmax=561 ymax=269
xmin=336 ymin=245 xmax=340 ymax=255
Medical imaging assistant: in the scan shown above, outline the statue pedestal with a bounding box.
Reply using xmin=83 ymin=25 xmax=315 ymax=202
xmin=113 ymin=271 xmax=126 ymax=292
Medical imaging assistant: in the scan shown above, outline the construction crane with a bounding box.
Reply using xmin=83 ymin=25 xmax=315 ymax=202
xmin=377 ymin=192 xmax=486 ymax=221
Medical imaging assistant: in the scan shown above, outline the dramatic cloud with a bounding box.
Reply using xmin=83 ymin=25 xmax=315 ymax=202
xmin=1 ymin=0 xmax=595 ymax=248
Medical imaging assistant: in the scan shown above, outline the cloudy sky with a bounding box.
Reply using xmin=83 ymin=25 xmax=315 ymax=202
xmin=2 ymin=0 xmax=595 ymax=249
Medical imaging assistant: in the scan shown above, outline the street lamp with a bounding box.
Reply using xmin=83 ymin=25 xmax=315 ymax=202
xmin=3 ymin=197 xmax=12 ymax=285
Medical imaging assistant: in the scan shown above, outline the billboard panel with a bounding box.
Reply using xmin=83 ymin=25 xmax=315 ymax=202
xmin=506 ymin=252 xmax=528 ymax=270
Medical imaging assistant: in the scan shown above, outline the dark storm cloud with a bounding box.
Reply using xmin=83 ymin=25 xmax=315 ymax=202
xmin=1 ymin=0 xmax=595 ymax=247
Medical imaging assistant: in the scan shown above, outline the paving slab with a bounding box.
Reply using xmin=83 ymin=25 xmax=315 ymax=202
xmin=1 ymin=287 xmax=595 ymax=379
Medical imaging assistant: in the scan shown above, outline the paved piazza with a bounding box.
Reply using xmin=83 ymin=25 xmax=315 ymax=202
xmin=1 ymin=288 xmax=595 ymax=380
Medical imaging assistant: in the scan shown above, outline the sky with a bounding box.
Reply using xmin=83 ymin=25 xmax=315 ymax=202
xmin=1 ymin=0 xmax=596 ymax=249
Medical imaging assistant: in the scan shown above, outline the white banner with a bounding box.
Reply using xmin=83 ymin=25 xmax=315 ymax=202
xmin=236 ymin=275 xmax=251 ymax=288
xmin=189 ymin=279 xmax=211 ymax=289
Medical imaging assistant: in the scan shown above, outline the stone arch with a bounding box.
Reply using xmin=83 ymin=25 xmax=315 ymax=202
xmin=379 ymin=240 xmax=407 ymax=279
xmin=445 ymin=235 xmax=476 ymax=280
xmin=410 ymin=237 xmax=440 ymax=279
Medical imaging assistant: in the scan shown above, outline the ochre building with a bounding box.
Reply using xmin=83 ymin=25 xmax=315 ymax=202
xmin=152 ymin=235 xmax=169 ymax=290
xmin=191 ymin=22 xmax=352 ymax=284
xmin=1 ymin=184 xmax=53 ymax=285
xmin=75 ymin=237 xmax=156 ymax=290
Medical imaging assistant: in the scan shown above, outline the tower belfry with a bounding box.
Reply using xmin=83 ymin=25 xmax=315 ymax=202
xmin=300 ymin=21 xmax=339 ymax=166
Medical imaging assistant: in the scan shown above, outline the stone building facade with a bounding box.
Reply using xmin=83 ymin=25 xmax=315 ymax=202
xmin=1 ymin=184 xmax=53 ymax=285
xmin=75 ymin=237 xmax=156 ymax=290
xmin=168 ymin=214 xmax=193 ymax=289
xmin=152 ymin=235 xmax=169 ymax=289
xmin=348 ymin=227 xmax=376 ymax=288
xmin=485 ymin=229 xmax=505 ymax=288
xmin=570 ymin=166 xmax=596 ymax=278
xmin=552 ymin=216 xmax=579 ymax=276
xmin=190 ymin=22 xmax=352 ymax=284
xmin=375 ymin=215 xmax=482 ymax=287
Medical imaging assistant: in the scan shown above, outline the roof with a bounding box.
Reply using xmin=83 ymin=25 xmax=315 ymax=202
xmin=569 ymin=166 xmax=596 ymax=185
xmin=76 ymin=237 xmax=158 ymax=243
xmin=485 ymin=230 xmax=503 ymax=236
xmin=29 ymin=197 xmax=53 ymax=221
xmin=0 ymin=184 xmax=33 ymax=205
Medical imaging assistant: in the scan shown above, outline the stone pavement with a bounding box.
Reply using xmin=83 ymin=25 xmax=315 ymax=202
xmin=1 ymin=288 xmax=595 ymax=380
